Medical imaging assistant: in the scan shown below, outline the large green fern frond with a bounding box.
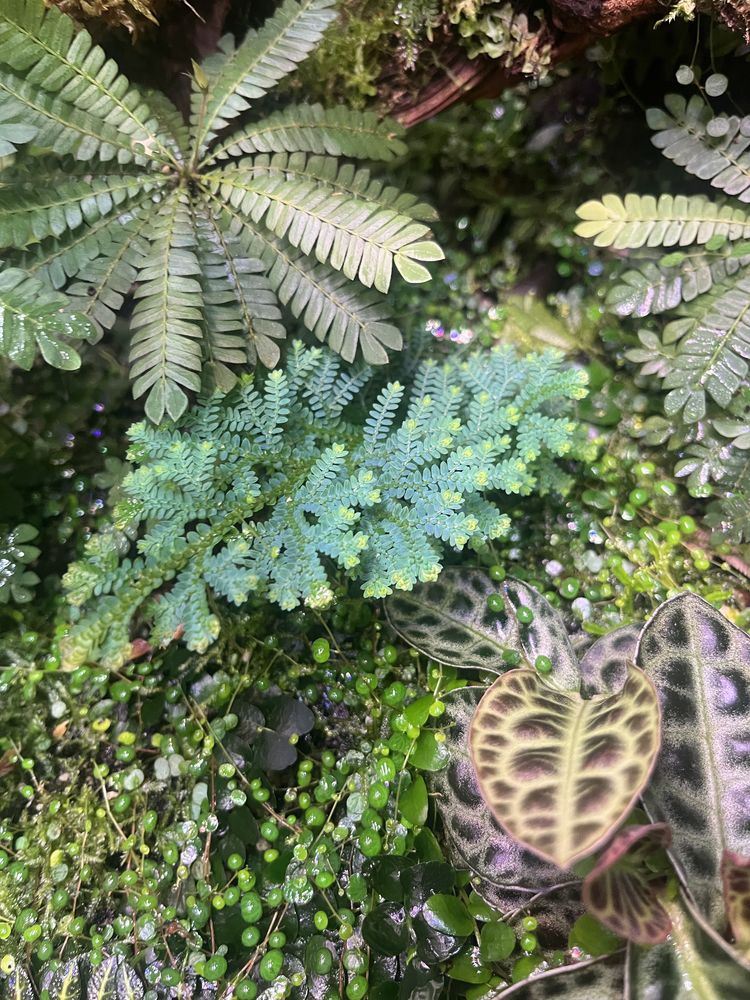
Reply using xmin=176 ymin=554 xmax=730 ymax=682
xmin=0 ymin=0 xmax=179 ymax=165
xmin=205 ymin=168 xmax=440 ymax=291
xmin=204 ymin=104 xmax=408 ymax=165
xmin=649 ymin=94 xmax=750 ymax=202
xmin=129 ymin=194 xmax=204 ymax=423
xmin=190 ymin=0 xmax=338 ymax=158
xmin=575 ymin=193 xmax=750 ymax=249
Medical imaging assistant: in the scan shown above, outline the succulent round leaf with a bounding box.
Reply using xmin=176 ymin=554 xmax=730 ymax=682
xmin=469 ymin=666 xmax=661 ymax=869
xmin=582 ymin=823 xmax=672 ymax=945
xmin=637 ymin=593 xmax=750 ymax=929
xmin=385 ymin=568 xmax=579 ymax=688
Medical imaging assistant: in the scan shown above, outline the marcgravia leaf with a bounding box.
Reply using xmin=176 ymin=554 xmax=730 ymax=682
xmin=491 ymin=953 xmax=625 ymax=998
xmin=470 ymin=666 xmax=661 ymax=868
xmin=637 ymin=593 xmax=750 ymax=929
xmin=580 ymin=625 xmax=641 ymax=697
xmin=722 ymin=851 xmax=750 ymax=959
xmin=583 ymin=823 xmax=672 ymax=945
xmin=385 ymin=568 xmax=579 ymax=689
xmin=625 ymin=896 xmax=750 ymax=998
xmin=431 ymin=689 xmax=575 ymax=911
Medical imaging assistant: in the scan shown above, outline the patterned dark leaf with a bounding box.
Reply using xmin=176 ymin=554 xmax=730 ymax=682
xmin=491 ymin=953 xmax=625 ymax=998
xmin=470 ymin=666 xmax=661 ymax=868
xmin=580 ymin=625 xmax=641 ymax=697
xmin=583 ymin=823 xmax=672 ymax=945
xmin=637 ymin=593 xmax=750 ymax=929
xmin=625 ymin=895 xmax=750 ymax=998
xmin=386 ymin=568 xmax=579 ymax=689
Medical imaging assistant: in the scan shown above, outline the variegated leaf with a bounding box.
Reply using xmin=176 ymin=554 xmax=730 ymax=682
xmin=86 ymin=957 xmax=118 ymax=1000
xmin=5 ymin=969 xmax=34 ymax=1000
xmin=115 ymin=962 xmax=143 ymax=1000
xmin=583 ymin=823 xmax=672 ymax=945
xmin=385 ymin=568 xmax=579 ymax=689
xmin=470 ymin=665 xmax=661 ymax=868
xmin=625 ymin=896 xmax=750 ymax=998
xmin=432 ymin=688 xmax=579 ymax=924
xmin=722 ymin=850 xmax=750 ymax=959
xmin=42 ymin=961 xmax=80 ymax=1000
xmin=637 ymin=593 xmax=750 ymax=929
xmin=580 ymin=625 xmax=641 ymax=697
xmin=493 ymin=953 xmax=625 ymax=998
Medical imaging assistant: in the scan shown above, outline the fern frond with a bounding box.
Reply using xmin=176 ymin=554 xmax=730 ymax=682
xmin=206 ymin=168 xmax=443 ymax=292
xmin=575 ymin=193 xmax=750 ymax=249
xmin=232 ymin=151 xmax=437 ymax=220
xmin=605 ymin=255 xmax=748 ymax=317
xmin=0 ymin=0 xmax=179 ymax=165
xmin=0 ymin=267 xmax=92 ymax=369
xmin=0 ymin=174 xmax=160 ymax=248
xmin=205 ymin=104 xmax=408 ymax=164
xmin=213 ymin=195 xmax=403 ymax=364
xmin=649 ymin=94 xmax=750 ymax=202
xmin=194 ymin=204 xmax=286 ymax=379
xmin=61 ymin=345 xmax=588 ymax=667
xmin=662 ymin=275 xmax=750 ymax=421
xmin=190 ymin=0 xmax=337 ymax=157
xmin=129 ymin=193 xmax=203 ymax=424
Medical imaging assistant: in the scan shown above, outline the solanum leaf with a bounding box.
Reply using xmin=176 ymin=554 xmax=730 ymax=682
xmin=637 ymin=593 xmax=750 ymax=929
xmin=625 ymin=895 xmax=750 ymax=998
xmin=385 ymin=568 xmax=579 ymax=689
xmin=470 ymin=665 xmax=661 ymax=868
xmin=582 ymin=823 xmax=673 ymax=944
xmin=721 ymin=850 xmax=750 ymax=960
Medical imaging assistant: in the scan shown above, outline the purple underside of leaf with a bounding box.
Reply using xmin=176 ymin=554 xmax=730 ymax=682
xmin=583 ymin=823 xmax=673 ymax=945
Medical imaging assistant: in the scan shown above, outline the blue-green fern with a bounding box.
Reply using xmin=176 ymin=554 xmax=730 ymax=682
xmin=62 ymin=344 xmax=587 ymax=667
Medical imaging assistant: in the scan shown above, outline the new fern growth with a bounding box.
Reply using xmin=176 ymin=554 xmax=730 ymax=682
xmin=575 ymin=87 xmax=750 ymax=542
xmin=62 ymin=343 xmax=588 ymax=668
xmin=0 ymin=0 xmax=442 ymax=423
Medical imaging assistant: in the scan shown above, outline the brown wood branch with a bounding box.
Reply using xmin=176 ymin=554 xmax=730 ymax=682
xmin=389 ymin=0 xmax=665 ymax=127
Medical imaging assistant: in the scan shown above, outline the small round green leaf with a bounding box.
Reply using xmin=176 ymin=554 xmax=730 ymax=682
xmin=422 ymin=894 xmax=474 ymax=937
xmin=479 ymin=921 xmax=516 ymax=963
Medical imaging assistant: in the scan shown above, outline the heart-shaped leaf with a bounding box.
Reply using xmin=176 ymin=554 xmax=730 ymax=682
xmin=637 ymin=593 xmax=750 ymax=929
xmin=625 ymin=895 xmax=750 ymax=998
xmin=430 ymin=688 xmax=574 ymax=909
xmin=491 ymin=953 xmax=625 ymax=998
xmin=582 ymin=823 xmax=672 ymax=945
xmin=580 ymin=624 xmax=641 ymax=697
xmin=470 ymin=665 xmax=661 ymax=868
xmin=722 ymin=850 xmax=750 ymax=959
xmin=386 ymin=568 xmax=579 ymax=689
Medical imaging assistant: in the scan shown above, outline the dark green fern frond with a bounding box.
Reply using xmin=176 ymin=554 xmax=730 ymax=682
xmin=0 ymin=0 xmax=442 ymax=420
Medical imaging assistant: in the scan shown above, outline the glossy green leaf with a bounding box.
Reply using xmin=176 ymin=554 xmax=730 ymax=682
xmin=385 ymin=568 xmax=580 ymax=689
xmin=446 ymin=948 xmax=491 ymax=984
xmin=423 ymin=894 xmax=474 ymax=937
xmin=400 ymin=775 xmax=428 ymax=826
xmin=569 ymin=913 xmax=623 ymax=956
xmin=470 ymin=666 xmax=661 ymax=868
xmin=479 ymin=921 xmax=516 ymax=963
xmin=410 ymin=731 xmax=449 ymax=772
xmin=582 ymin=823 xmax=672 ymax=944
xmin=637 ymin=593 xmax=750 ymax=929
xmin=362 ymin=902 xmax=412 ymax=956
